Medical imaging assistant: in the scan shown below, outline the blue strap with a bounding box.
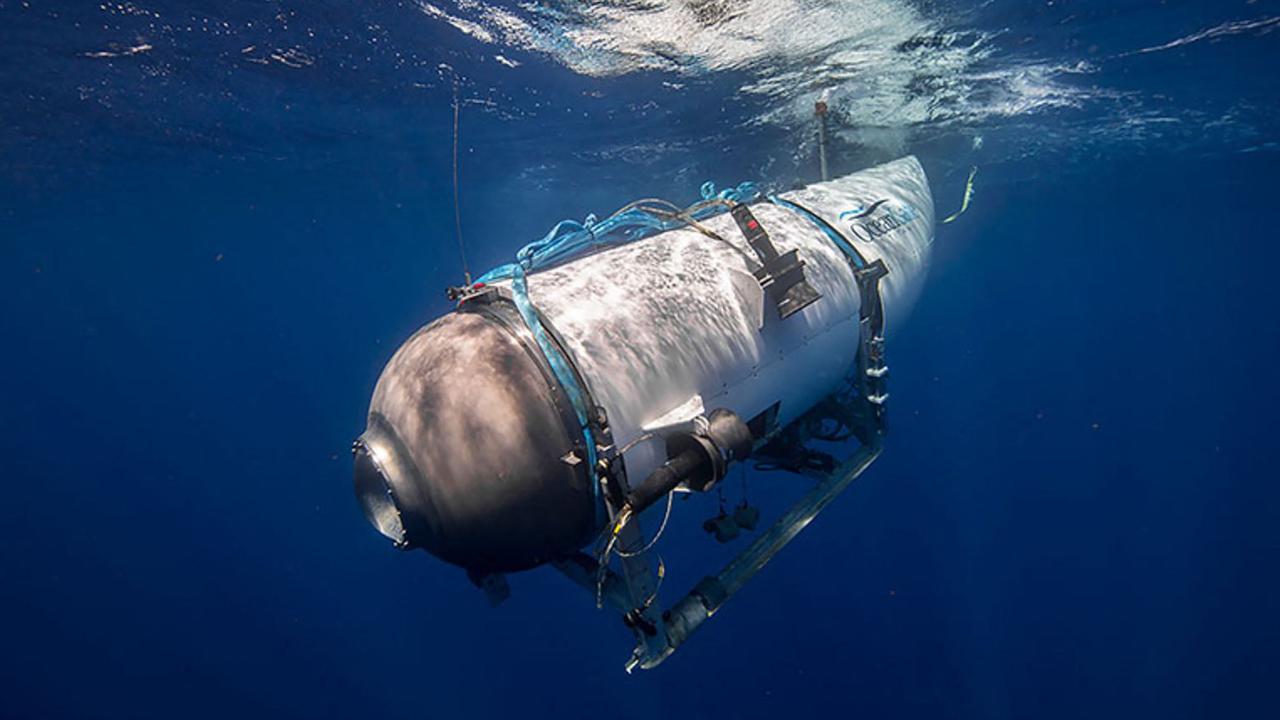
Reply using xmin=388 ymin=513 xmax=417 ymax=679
xmin=701 ymin=180 xmax=761 ymax=203
xmin=478 ymin=181 xmax=762 ymax=284
xmin=472 ymin=180 xmax=762 ymax=521
xmin=498 ymin=265 xmax=602 ymax=519
xmin=769 ymin=195 xmax=866 ymax=270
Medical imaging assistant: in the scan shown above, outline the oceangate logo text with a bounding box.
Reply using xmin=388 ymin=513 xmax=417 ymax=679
xmin=838 ymin=200 xmax=919 ymax=243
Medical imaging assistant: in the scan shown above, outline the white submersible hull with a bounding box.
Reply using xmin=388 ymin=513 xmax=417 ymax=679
xmin=354 ymin=157 xmax=934 ymax=629
xmin=523 ymin=156 xmax=933 ymax=488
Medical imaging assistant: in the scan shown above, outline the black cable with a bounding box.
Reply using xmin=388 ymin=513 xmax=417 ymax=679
xmin=451 ymin=75 xmax=471 ymax=286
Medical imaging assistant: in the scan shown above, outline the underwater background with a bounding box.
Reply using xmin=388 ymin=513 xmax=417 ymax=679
xmin=2 ymin=1 xmax=1278 ymax=717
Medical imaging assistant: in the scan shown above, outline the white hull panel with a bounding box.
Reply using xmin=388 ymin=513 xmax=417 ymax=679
xmin=524 ymin=156 xmax=935 ymax=482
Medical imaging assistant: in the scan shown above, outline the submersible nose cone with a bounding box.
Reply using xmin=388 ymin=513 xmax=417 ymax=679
xmin=353 ymin=308 xmax=598 ymax=574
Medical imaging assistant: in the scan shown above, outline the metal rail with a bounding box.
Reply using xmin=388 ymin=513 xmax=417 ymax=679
xmin=628 ymin=439 xmax=882 ymax=671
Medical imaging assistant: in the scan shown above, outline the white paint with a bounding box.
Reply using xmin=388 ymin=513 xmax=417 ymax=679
xmin=642 ymin=393 xmax=706 ymax=434
xmin=525 ymin=157 xmax=934 ymax=482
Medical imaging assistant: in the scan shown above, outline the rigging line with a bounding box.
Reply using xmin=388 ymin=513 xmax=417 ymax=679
xmin=616 ymin=491 xmax=676 ymax=558
xmin=617 ymin=432 xmax=658 ymax=457
xmin=451 ymin=75 xmax=472 ymax=285
xmin=608 ymin=197 xmax=756 ymax=264
xmin=614 ymin=198 xmax=685 ymax=214
xmin=634 ymin=205 xmax=761 ymax=268
xmin=593 ymin=492 xmax=675 ymax=607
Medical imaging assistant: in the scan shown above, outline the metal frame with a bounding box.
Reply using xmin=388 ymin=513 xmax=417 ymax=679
xmin=467 ymin=196 xmax=895 ymax=671
xmin=555 ymin=308 xmax=889 ymax=671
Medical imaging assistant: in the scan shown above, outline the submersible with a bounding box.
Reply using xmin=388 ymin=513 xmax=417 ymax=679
xmin=354 ymin=156 xmax=934 ymax=668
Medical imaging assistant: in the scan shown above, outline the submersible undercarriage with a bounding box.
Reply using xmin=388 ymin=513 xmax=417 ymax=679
xmin=354 ymin=157 xmax=935 ymax=670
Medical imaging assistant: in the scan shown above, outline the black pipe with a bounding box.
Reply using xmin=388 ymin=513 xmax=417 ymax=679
xmin=622 ymin=409 xmax=753 ymax=515
xmin=625 ymin=447 xmax=706 ymax=514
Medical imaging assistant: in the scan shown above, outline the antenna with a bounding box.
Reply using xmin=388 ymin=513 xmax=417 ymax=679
xmin=451 ymin=74 xmax=472 ymax=286
xmin=815 ymin=92 xmax=830 ymax=182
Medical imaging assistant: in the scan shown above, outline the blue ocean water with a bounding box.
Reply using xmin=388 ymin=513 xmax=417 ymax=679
xmin=2 ymin=1 xmax=1278 ymax=717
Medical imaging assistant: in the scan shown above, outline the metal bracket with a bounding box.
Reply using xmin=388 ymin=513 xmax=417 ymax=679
xmin=730 ymin=203 xmax=822 ymax=320
xmin=564 ymin=266 xmax=891 ymax=670
xmin=626 ymin=318 xmax=889 ymax=669
xmin=650 ymin=439 xmax=882 ymax=669
xmin=447 ymin=282 xmax=496 ymax=305
xmin=551 ymin=209 xmax=895 ymax=671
